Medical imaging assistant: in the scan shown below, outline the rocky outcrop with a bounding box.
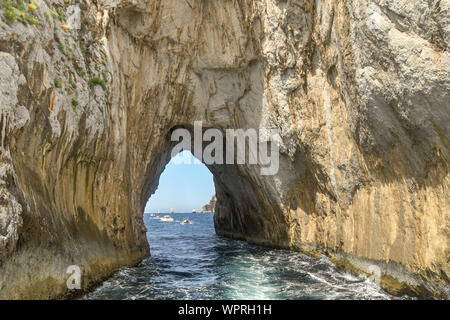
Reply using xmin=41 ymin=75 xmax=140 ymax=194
xmin=201 ymin=195 xmax=216 ymax=213
xmin=0 ymin=0 xmax=448 ymax=299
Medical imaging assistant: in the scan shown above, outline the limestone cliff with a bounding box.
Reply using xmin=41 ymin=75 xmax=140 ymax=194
xmin=201 ymin=195 xmax=216 ymax=213
xmin=0 ymin=0 xmax=448 ymax=299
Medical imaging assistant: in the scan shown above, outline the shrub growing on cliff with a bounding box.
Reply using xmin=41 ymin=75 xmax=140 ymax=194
xmin=2 ymin=1 xmax=19 ymax=22
xmin=25 ymin=13 xmax=38 ymax=25
xmin=2 ymin=1 xmax=40 ymax=25
xmin=69 ymin=80 xmax=77 ymax=89
xmin=50 ymin=7 xmax=64 ymax=22
xmin=57 ymin=42 xmax=69 ymax=56
xmin=55 ymin=7 xmax=64 ymax=21
xmin=89 ymin=77 xmax=106 ymax=91
xmin=15 ymin=0 xmax=26 ymax=11
xmin=49 ymin=8 xmax=57 ymax=18
xmin=3 ymin=8 xmax=18 ymax=22
xmin=54 ymin=78 xmax=62 ymax=88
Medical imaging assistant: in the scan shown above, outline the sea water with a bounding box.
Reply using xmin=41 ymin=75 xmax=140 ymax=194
xmin=84 ymin=213 xmax=413 ymax=300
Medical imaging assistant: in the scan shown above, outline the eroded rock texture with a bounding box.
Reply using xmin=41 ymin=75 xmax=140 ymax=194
xmin=0 ymin=0 xmax=448 ymax=298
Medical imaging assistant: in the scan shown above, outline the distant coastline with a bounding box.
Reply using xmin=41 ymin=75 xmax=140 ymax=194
xmin=200 ymin=195 xmax=216 ymax=213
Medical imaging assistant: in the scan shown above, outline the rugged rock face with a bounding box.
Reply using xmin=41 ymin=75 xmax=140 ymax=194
xmin=0 ymin=0 xmax=448 ymax=299
xmin=201 ymin=195 xmax=216 ymax=213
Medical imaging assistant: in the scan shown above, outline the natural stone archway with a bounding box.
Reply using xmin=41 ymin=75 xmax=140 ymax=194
xmin=0 ymin=0 xmax=448 ymax=299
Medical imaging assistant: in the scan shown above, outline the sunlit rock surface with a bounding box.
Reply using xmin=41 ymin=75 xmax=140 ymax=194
xmin=0 ymin=0 xmax=448 ymax=298
xmin=201 ymin=195 xmax=216 ymax=213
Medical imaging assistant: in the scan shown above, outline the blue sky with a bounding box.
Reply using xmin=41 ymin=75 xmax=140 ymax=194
xmin=145 ymin=151 xmax=215 ymax=213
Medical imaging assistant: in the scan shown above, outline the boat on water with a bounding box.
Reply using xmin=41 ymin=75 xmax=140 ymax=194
xmin=170 ymin=208 xmax=174 ymax=214
xmin=181 ymin=219 xmax=190 ymax=224
xmin=160 ymin=215 xmax=174 ymax=222
xmin=192 ymin=209 xmax=196 ymax=213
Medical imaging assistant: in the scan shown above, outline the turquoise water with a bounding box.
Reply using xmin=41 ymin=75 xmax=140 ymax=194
xmin=84 ymin=213 xmax=412 ymax=300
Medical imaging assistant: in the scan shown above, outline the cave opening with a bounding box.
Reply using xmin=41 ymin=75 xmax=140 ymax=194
xmin=144 ymin=150 xmax=217 ymax=254
xmin=145 ymin=150 xmax=216 ymax=216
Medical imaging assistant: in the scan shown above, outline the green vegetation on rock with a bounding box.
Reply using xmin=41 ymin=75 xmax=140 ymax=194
xmin=54 ymin=78 xmax=62 ymax=88
xmin=24 ymin=13 xmax=38 ymax=25
xmin=57 ymin=42 xmax=69 ymax=57
xmin=2 ymin=1 xmax=19 ymax=22
xmin=69 ymin=80 xmax=77 ymax=89
xmin=1 ymin=1 xmax=40 ymax=25
xmin=89 ymin=77 xmax=106 ymax=91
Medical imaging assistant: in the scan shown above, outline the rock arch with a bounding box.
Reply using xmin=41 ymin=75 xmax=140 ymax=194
xmin=0 ymin=0 xmax=448 ymax=298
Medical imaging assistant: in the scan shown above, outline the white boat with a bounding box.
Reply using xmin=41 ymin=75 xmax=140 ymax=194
xmin=170 ymin=208 xmax=174 ymax=214
xmin=192 ymin=209 xmax=196 ymax=213
xmin=160 ymin=215 xmax=174 ymax=222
